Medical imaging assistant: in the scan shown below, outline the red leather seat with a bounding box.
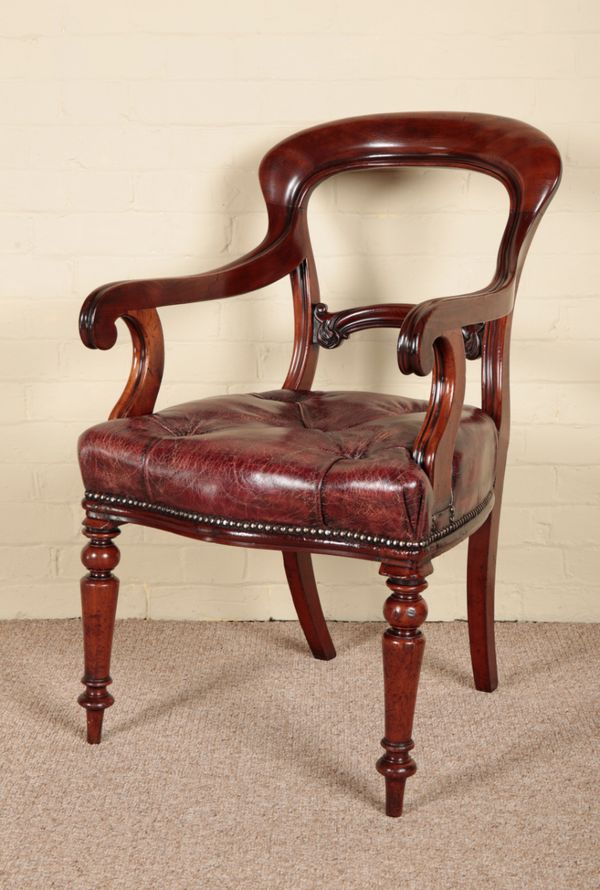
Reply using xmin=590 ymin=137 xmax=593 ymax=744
xmin=79 ymin=389 xmax=497 ymax=546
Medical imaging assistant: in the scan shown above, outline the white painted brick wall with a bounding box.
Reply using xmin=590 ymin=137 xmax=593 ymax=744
xmin=1 ymin=0 xmax=598 ymax=621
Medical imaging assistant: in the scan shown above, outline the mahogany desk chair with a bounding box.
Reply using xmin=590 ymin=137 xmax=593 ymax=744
xmin=77 ymin=113 xmax=561 ymax=816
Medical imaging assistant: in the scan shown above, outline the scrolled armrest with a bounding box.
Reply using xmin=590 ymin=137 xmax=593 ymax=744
xmin=79 ymin=236 xmax=304 ymax=351
xmin=397 ymin=280 xmax=515 ymax=376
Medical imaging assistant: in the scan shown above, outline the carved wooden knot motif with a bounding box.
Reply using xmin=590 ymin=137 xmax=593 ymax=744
xmin=462 ymin=322 xmax=486 ymax=360
xmin=313 ymin=303 xmax=347 ymax=349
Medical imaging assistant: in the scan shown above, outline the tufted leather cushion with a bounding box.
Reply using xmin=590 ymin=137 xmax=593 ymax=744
xmin=78 ymin=390 xmax=497 ymax=543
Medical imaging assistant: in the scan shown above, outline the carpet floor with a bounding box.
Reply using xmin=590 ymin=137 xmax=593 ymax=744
xmin=0 ymin=620 xmax=598 ymax=889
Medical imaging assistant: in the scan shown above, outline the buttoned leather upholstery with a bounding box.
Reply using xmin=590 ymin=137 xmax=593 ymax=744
xmin=78 ymin=390 xmax=497 ymax=543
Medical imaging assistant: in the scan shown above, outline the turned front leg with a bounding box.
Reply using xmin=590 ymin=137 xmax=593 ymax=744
xmin=78 ymin=515 xmax=121 ymax=744
xmin=376 ymin=564 xmax=430 ymax=817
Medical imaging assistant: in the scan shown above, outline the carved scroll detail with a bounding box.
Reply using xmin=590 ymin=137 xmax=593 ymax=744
xmin=313 ymin=303 xmax=346 ymax=348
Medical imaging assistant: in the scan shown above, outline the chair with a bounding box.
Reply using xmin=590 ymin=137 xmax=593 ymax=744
xmin=76 ymin=113 xmax=561 ymax=816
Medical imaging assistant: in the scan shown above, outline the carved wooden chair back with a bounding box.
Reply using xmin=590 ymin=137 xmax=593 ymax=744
xmin=259 ymin=113 xmax=561 ymax=515
xmin=259 ymin=112 xmax=561 ymax=393
xmin=77 ymin=113 xmax=561 ymax=818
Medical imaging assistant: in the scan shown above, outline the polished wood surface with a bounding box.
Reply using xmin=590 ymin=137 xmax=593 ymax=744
xmin=377 ymin=561 xmax=431 ymax=816
xmin=314 ymin=302 xmax=413 ymax=348
xmin=77 ymin=113 xmax=562 ymax=815
xmin=78 ymin=516 xmax=121 ymax=744
xmin=412 ymin=330 xmax=466 ymax=520
xmin=466 ymin=313 xmax=513 ymax=691
xmin=283 ymin=551 xmax=336 ymax=661
xmin=109 ymin=308 xmax=164 ymax=420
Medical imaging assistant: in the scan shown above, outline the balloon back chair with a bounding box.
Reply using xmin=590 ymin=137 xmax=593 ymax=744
xmin=77 ymin=113 xmax=561 ymax=816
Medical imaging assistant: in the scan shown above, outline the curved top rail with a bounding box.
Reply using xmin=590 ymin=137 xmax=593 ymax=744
xmin=260 ymin=112 xmax=561 ymax=220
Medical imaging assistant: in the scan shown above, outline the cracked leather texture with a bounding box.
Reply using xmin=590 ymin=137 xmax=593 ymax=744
xmin=78 ymin=390 xmax=497 ymax=541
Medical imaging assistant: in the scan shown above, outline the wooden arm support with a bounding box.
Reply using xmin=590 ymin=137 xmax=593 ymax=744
xmin=79 ymin=236 xmax=305 ymax=352
xmin=396 ymin=283 xmax=514 ymax=517
xmin=397 ymin=279 xmax=515 ymax=377
xmin=412 ymin=329 xmax=466 ymax=519
xmin=109 ymin=309 xmax=165 ymax=419
xmin=79 ymin=234 xmax=307 ymax=418
xmin=393 ymin=280 xmax=520 ymax=514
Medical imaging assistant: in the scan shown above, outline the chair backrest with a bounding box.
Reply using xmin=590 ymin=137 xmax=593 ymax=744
xmin=260 ymin=113 xmax=561 ymax=390
xmin=261 ymin=112 xmax=560 ymax=264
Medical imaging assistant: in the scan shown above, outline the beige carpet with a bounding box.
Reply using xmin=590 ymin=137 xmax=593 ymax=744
xmin=0 ymin=620 xmax=598 ymax=890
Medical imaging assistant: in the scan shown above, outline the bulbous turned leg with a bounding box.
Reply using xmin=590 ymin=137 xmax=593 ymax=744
xmin=78 ymin=514 xmax=121 ymax=744
xmin=376 ymin=563 xmax=430 ymax=817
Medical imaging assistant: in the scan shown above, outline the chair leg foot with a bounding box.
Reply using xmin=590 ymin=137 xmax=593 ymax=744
xmin=384 ymin=782 xmax=406 ymax=818
xmin=78 ymin=514 xmax=121 ymax=744
xmin=376 ymin=562 xmax=430 ymax=817
xmin=378 ymin=742 xmax=414 ymax=817
xmin=467 ymin=508 xmax=500 ymax=692
xmin=84 ymin=709 xmax=105 ymax=745
xmin=283 ymin=551 xmax=336 ymax=660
